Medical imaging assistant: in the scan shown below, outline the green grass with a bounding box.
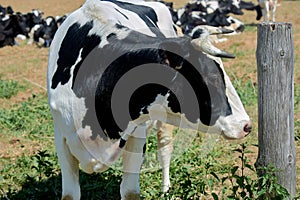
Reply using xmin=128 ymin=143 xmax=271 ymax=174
xmin=0 ymin=94 xmax=53 ymax=137
xmin=0 ymin=75 xmax=25 ymax=99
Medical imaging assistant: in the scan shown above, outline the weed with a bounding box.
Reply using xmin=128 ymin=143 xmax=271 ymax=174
xmin=219 ymin=144 xmax=290 ymax=200
xmin=0 ymin=75 xmax=24 ymax=99
xmin=0 ymin=94 xmax=53 ymax=136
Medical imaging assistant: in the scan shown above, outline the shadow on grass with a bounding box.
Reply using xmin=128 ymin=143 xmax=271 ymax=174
xmin=4 ymin=170 xmax=122 ymax=200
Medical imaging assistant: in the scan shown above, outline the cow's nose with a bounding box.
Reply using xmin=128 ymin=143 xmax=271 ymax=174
xmin=243 ymin=122 xmax=252 ymax=134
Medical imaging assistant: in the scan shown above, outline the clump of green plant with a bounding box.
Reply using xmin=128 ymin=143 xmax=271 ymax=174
xmin=0 ymin=94 xmax=53 ymax=136
xmin=215 ymin=143 xmax=290 ymax=200
xmin=0 ymin=75 xmax=24 ymax=99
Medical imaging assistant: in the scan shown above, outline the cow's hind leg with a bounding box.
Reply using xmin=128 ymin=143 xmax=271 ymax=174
xmin=54 ymin=125 xmax=80 ymax=200
xmin=120 ymin=125 xmax=147 ymax=200
xmin=156 ymin=121 xmax=173 ymax=192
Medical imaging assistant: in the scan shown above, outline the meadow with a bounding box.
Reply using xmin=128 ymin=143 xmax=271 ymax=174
xmin=0 ymin=0 xmax=299 ymax=199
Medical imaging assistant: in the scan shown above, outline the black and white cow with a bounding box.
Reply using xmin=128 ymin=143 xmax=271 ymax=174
xmin=0 ymin=12 xmax=30 ymax=47
xmin=31 ymin=16 xmax=58 ymax=47
xmin=0 ymin=5 xmax=14 ymax=18
xmin=23 ymin=9 xmax=44 ymax=31
xmin=258 ymin=0 xmax=277 ymax=22
xmin=47 ymin=0 xmax=251 ymax=199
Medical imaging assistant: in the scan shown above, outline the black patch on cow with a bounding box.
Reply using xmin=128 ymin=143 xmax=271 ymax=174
xmin=51 ymin=21 xmax=101 ymax=89
xmin=107 ymin=33 xmax=116 ymax=40
xmin=101 ymin=0 xmax=164 ymax=37
xmin=129 ymin=84 xmax=181 ymax=120
xmin=177 ymin=49 xmax=232 ymax=125
xmin=191 ymin=29 xmax=204 ymax=39
xmin=119 ymin=138 xmax=127 ymax=148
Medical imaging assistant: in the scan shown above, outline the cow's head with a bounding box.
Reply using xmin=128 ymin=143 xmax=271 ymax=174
xmin=152 ymin=27 xmax=251 ymax=139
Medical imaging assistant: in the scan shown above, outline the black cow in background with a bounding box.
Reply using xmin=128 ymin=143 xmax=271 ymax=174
xmin=0 ymin=5 xmax=65 ymax=48
xmin=0 ymin=11 xmax=30 ymax=47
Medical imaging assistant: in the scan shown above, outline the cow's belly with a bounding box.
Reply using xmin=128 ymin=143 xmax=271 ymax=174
xmin=66 ymin=126 xmax=119 ymax=174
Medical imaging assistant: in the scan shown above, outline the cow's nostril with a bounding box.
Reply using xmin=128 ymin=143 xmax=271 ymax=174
xmin=243 ymin=122 xmax=252 ymax=133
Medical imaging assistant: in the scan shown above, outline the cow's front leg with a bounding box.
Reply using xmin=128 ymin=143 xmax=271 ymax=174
xmin=121 ymin=125 xmax=147 ymax=200
xmin=156 ymin=121 xmax=173 ymax=192
xmin=271 ymin=0 xmax=277 ymax=22
xmin=262 ymin=1 xmax=270 ymax=22
xmin=54 ymin=127 xmax=80 ymax=200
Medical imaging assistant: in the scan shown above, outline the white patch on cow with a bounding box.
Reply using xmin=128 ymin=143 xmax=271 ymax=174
xmin=16 ymin=34 xmax=27 ymax=40
xmin=72 ymin=48 xmax=83 ymax=75
xmin=191 ymin=11 xmax=203 ymax=19
xmin=45 ymin=17 xmax=53 ymax=26
xmin=232 ymin=0 xmax=241 ymax=8
xmin=1 ymin=15 xmax=9 ymax=21
xmin=206 ymin=1 xmax=219 ymax=14
xmin=32 ymin=9 xmax=40 ymax=17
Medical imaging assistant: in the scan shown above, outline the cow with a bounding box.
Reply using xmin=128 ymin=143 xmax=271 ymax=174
xmin=23 ymin=9 xmax=44 ymax=32
xmin=258 ymin=0 xmax=277 ymax=22
xmin=47 ymin=0 xmax=252 ymax=199
xmin=0 ymin=12 xmax=30 ymax=47
xmin=0 ymin=5 xmax=14 ymax=18
xmin=29 ymin=16 xmax=58 ymax=47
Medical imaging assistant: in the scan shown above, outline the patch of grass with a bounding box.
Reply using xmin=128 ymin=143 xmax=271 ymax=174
xmin=231 ymin=73 xmax=258 ymax=107
xmin=0 ymin=94 xmax=53 ymax=137
xmin=1 ymin=92 xmax=295 ymax=199
xmin=244 ymin=24 xmax=257 ymax=32
xmin=0 ymin=75 xmax=25 ymax=99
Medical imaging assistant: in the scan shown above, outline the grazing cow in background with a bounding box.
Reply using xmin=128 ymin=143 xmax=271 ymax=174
xmin=258 ymin=0 xmax=277 ymax=22
xmin=48 ymin=0 xmax=252 ymax=199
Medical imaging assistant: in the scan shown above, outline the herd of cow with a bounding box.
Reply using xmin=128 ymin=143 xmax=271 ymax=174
xmin=0 ymin=0 xmax=266 ymax=48
xmin=0 ymin=5 xmax=66 ymax=48
xmin=160 ymin=0 xmax=262 ymax=35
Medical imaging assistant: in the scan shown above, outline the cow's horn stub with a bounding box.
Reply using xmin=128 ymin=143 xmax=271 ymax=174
xmin=191 ymin=38 xmax=235 ymax=59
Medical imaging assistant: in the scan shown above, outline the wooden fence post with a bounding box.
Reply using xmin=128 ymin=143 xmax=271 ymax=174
xmin=256 ymin=22 xmax=296 ymax=199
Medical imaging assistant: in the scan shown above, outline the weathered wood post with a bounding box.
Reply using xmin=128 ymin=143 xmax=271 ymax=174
xmin=256 ymin=22 xmax=296 ymax=199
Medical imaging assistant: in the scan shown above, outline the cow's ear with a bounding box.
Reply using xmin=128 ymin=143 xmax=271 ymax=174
xmin=158 ymin=37 xmax=190 ymax=69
